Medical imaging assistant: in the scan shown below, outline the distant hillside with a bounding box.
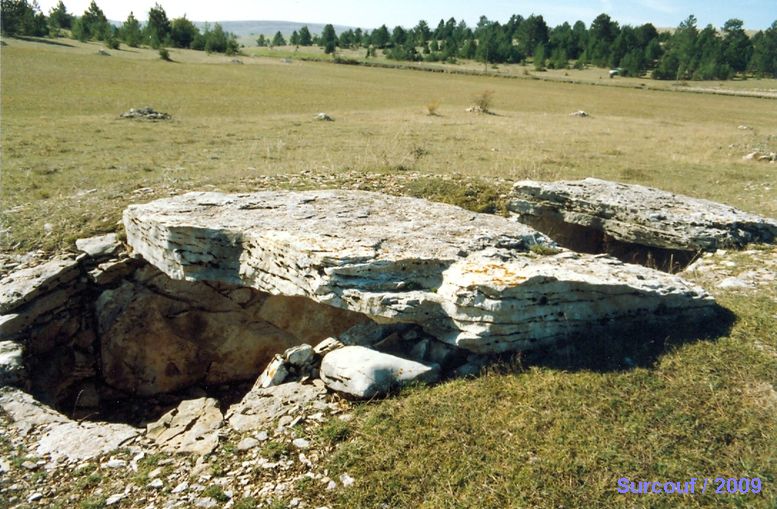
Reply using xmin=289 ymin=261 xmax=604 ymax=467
xmin=192 ymin=20 xmax=358 ymax=37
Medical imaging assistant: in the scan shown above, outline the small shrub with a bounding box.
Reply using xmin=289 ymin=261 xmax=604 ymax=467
xmin=426 ymin=100 xmax=440 ymax=116
xmin=79 ymin=496 xmax=106 ymax=509
xmin=530 ymin=243 xmax=562 ymax=256
xmin=159 ymin=48 xmax=171 ymax=61
xmin=202 ymin=486 xmax=230 ymax=503
xmin=473 ymin=90 xmax=494 ymax=113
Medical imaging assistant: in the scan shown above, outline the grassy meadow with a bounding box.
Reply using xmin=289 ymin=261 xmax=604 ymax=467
xmin=1 ymin=37 xmax=776 ymax=508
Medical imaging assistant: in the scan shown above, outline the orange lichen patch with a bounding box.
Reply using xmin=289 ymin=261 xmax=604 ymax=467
xmin=455 ymin=261 xmax=529 ymax=288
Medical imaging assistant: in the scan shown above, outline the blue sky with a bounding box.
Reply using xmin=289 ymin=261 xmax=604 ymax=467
xmin=37 ymin=0 xmax=777 ymax=30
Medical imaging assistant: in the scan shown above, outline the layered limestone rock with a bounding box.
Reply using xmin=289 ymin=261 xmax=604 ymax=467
xmin=509 ymin=178 xmax=777 ymax=253
xmin=124 ymin=190 xmax=718 ymax=354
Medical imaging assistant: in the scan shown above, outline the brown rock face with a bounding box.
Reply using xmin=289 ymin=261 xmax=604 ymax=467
xmin=97 ymin=265 xmax=368 ymax=396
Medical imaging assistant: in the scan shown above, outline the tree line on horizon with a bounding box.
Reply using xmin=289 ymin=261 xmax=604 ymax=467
xmin=1 ymin=0 xmax=775 ymax=79
xmin=1 ymin=0 xmax=241 ymax=54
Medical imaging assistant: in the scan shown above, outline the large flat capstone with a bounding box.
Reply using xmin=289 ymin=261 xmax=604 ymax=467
xmin=509 ymin=178 xmax=777 ymax=253
xmin=124 ymin=190 xmax=717 ymax=353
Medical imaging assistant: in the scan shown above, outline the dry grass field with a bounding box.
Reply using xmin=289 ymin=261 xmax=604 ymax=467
xmin=2 ymin=37 xmax=776 ymax=254
xmin=1 ymin=37 xmax=776 ymax=509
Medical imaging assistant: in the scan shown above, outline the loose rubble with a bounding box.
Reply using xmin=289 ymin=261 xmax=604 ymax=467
xmin=120 ymin=107 xmax=172 ymax=120
xmin=742 ymin=150 xmax=777 ymax=162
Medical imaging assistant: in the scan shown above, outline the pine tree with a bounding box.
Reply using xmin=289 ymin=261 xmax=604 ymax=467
xmin=271 ymin=31 xmax=286 ymax=46
xmin=721 ymin=19 xmax=753 ymax=73
xmin=145 ymin=3 xmax=171 ymax=48
xmin=120 ymin=12 xmax=142 ymax=47
xmin=48 ymin=0 xmax=72 ymax=30
xmin=170 ymin=16 xmax=198 ymax=48
xmin=298 ymin=25 xmax=312 ymax=46
xmin=79 ymin=1 xmax=110 ymax=41
xmin=748 ymin=22 xmax=777 ymax=77
xmin=321 ymin=24 xmax=337 ymax=54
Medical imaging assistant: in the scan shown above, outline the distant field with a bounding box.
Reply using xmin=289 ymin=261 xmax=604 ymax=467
xmin=1 ymin=36 xmax=776 ymax=509
xmin=2 ymin=37 xmax=775 ymax=254
xmin=243 ymin=43 xmax=777 ymax=97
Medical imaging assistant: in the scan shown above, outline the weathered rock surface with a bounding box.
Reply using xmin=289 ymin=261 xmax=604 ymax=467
xmin=0 ymin=257 xmax=81 ymax=315
xmin=146 ymin=398 xmax=223 ymax=455
xmin=0 ymin=387 xmax=139 ymax=460
xmin=320 ymin=346 xmax=440 ymax=398
xmin=125 ymin=190 xmax=717 ymax=353
xmin=509 ymin=178 xmax=777 ymax=252
xmin=226 ymin=381 xmax=327 ymax=432
xmin=0 ymin=340 xmax=26 ymax=385
xmin=97 ymin=264 xmax=367 ymax=396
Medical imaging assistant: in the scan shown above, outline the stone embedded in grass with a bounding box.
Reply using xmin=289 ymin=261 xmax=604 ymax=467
xmin=124 ymin=189 xmax=717 ymax=354
xmin=120 ymin=107 xmax=171 ymax=120
xmin=75 ymin=233 xmax=120 ymax=258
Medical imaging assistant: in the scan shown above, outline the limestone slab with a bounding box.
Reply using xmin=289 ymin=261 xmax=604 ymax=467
xmin=509 ymin=178 xmax=777 ymax=252
xmin=124 ymin=190 xmax=717 ymax=353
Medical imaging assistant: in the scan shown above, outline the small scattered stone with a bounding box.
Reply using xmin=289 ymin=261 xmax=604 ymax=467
xmin=257 ymin=355 xmax=288 ymax=388
xmin=106 ymin=494 xmax=124 ymax=505
xmin=292 ymin=438 xmax=310 ymax=450
xmin=21 ymin=460 xmax=38 ymax=470
xmin=194 ymin=497 xmax=218 ymax=508
xmin=172 ymin=481 xmax=189 ymax=494
xmin=340 ymin=473 xmax=355 ymax=487
xmin=717 ymin=277 xmax=751 ymax=289
xmin=237 ymin=437 xmax=260 ymax=451
xmin=27 ymin=492 xmax=43 ymax=503
xmin=147 ymin=467 xmax=163 ymax=479
xmin=313 ymin=337 xmax=343 ymax=356
xmin=104 ymin=459 xmax=127 ymax=469
xmin=148 ymin=479 xmax=164 ymax=489
xmin=284 ymin=344 xmax=314 ymax=366
xmin=255 ymin=431 xmax=269 ymax=441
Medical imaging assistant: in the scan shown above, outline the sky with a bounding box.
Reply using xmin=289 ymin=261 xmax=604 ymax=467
xmin=36 ymin=0 xmax=777 ymax=30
